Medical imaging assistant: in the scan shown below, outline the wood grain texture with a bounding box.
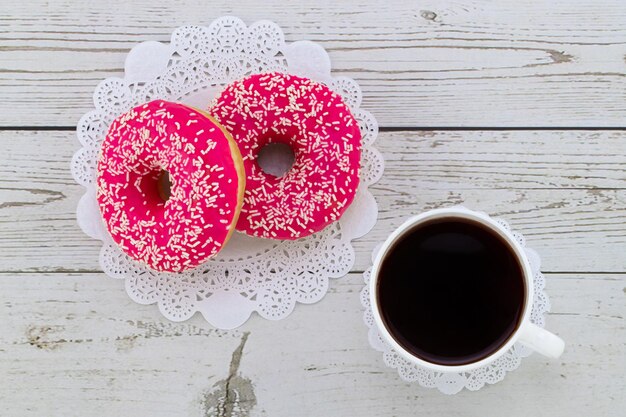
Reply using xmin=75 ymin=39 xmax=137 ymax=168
xmin=1 ymin=130 xmax=625 ymax=273
xmin=2 ymin=3 xmax=626 ymax=415
xmin=1 ymin=0 xmax=626 ymax=127
xmin=1 ymin=272 xmax=624 ymax=416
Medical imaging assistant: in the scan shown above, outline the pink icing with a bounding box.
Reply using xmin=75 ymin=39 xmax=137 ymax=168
xmin=96 ymin=100 xmax=242 ymax=272
xmin=209 ymin=72 xmax=361 ymax=240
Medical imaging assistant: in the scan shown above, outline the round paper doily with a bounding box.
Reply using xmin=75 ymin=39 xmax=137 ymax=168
xmin=360 ymin=214 xmax=550 ymax=394
xmin=71 ymin=17 xmax=384 ymax=329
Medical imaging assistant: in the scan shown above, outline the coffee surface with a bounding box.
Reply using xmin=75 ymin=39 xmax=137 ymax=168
xmin=377 ymin=219 xmax=525 ymax=365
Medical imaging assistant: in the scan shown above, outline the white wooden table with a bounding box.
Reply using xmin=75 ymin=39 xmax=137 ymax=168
xmin=1 ymin=1 xmax=625 ymax=416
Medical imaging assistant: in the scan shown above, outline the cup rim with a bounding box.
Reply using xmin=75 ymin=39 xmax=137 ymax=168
xmin=369 ymin=206 xmax=535 ymax=373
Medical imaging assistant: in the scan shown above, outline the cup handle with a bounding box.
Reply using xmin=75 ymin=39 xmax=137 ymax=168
xmin=518 ymin=322 xmax=565 ymax=358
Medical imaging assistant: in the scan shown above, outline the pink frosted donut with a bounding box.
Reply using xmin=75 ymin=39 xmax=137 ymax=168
xmin=209 ymin=72 xmax=362 ymax=240
xmin=96 ymin=100 xmax=245 ymax=272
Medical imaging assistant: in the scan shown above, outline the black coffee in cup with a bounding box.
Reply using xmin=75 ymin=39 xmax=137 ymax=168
xmin=376 ymin=218 xmax=526 ymax=366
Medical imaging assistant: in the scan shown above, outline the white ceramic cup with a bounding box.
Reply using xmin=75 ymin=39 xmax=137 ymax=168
xmin=370 ymin=207 xmax=564 ymax=373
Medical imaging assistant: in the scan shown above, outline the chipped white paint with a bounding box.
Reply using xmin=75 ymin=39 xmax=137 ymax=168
xmin=1 ymin=0 xmax=626 ymax=127
xmin=0 ymin=273 xmax=624 ymax=416
xmin=0 ymin=2 xmax=625 ymax=416
xmin=1 ymin=130 xmax=625 ymax=273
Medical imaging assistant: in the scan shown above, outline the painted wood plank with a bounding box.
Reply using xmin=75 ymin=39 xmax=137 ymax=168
xmin=1 ymin=272 xmax=624 ymax=416
xmin=0 ymin=273 xmax=245 ymax=416
xmin=1 ymin=0 xmax=626 ymax=127
xmin=1 ymin=130 xmax=625 ymax=273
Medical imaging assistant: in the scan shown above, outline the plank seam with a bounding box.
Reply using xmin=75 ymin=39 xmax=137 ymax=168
xmin=1 ymin=126 xmax=626 ymax=132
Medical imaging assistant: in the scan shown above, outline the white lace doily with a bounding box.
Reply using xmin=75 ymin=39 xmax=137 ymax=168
xmin=360 ymin=216 xmax=550 ymax=395
xmin=71 ymin=17 xmax=384 ymax=329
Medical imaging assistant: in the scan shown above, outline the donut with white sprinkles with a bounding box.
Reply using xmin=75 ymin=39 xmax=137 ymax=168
xmin=209 ymin=72 xmax=362 ymax=240
xmin=96 ymin=100 xmax=245 ymax=272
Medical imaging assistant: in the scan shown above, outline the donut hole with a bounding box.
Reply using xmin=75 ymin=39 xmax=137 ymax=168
xmin=257 ymin=142 xmax=295 ymax=178
xmin=157 ymin=169 xmax=172 ymax=201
